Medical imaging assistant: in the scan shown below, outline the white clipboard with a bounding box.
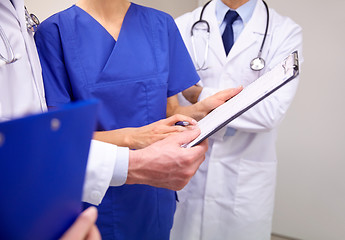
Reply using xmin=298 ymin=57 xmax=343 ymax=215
xmin=186 ymin=51 xmax=299 ymax=148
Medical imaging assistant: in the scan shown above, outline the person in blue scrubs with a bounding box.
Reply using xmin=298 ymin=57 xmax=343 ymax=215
xmin=34 ymin=0 xmax=241 ymax=239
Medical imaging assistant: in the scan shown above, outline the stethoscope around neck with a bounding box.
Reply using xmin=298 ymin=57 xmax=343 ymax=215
xmin=0 ymin=6 xmax=40 ymax=67
xmin=191 ymin=0 xmax=269 ymax=71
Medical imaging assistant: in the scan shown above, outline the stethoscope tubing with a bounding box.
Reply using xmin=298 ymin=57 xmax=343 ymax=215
xmin=0 ymin=6 xmax=39 ymax=66
xmin=0 ymin=25 xmax=18 ymax=65
xmin=191 ymin=0 xmax=269 ymax=71
xmin=257 ymin=0 xmax=269 ymax=58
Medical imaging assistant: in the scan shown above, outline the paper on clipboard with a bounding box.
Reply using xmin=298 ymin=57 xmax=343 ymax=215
xmin=185 ymin=51 xmax=299 ymax=148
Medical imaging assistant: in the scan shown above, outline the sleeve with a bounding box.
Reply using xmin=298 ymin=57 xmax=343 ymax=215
xmin=34 ymin=18 xmax=73 ymax=107
xmin=229 ymin=19 xmax=303 ymax=133
xmin=82 ymin=140 xmax=129 ymax=205
xmin=199 ymin=18 xmax=303 ymax=133
xmin=166 ymin=16 xmax=200 ymax=97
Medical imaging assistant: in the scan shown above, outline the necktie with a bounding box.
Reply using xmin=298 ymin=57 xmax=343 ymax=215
xmin=222 ymin=10 xmax=239 ymax=55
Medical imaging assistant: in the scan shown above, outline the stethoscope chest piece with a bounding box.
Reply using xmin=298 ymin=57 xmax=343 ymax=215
xmin=250 ymin=57 xmax=265 ymax=71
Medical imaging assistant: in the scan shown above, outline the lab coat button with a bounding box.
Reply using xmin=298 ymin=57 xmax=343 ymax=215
xmin=91 ymin=191 xmax=101 ymax=200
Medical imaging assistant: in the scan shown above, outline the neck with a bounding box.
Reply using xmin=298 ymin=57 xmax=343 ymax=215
xmin=77 ymin=0 xmax=130 ymax=21
xmin=76 ymin=0 xmax=130 ymax=40
xmin=221 ymin=0 xmax=250 ymax=9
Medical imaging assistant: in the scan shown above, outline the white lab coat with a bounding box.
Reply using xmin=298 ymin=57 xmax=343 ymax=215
xmin=171 ymin=1 xmax=303 ymax=240
xmin=0 ymin=0 xmax=120 ymax=205
xmin=0 ymin=0 xmax=46 ymax=121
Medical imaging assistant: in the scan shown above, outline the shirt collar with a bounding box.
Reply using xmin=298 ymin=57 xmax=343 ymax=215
xmin=215 ymin=0 xmax=257 ymax=26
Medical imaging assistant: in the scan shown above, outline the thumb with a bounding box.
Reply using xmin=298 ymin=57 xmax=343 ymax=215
xmin=217 ymin=86 xmax=243 ymax=100
xmin=171 ymin=127 xmax=201 ymax=145
xmin=60 ymin=207 xmax=98 ymax=240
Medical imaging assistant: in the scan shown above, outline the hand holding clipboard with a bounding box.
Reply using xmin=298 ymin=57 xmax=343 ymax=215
xmin=185 ymin=51 xmax=299 ymax=148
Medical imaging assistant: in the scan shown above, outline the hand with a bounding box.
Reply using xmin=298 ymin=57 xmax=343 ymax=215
xmin=125 ymin=114 xmax=197 ymax=149
xmin=60 ymin=207 xmax=100 ymax=240
xmin=126 ymin=127 xmax=208 ymax=191
xmin=93 ymin=114 xmax=197 ymax=149
xmin=196 ymin=86 xmax=243 ymax=119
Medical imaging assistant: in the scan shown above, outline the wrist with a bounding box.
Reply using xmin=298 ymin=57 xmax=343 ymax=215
xmin=122 ymin=128 xmax=135 ymax=149
xmin=193 ymin=101 xmax=208 ymax=120
xmin=126 ymin=150 xmax=141 ymax=184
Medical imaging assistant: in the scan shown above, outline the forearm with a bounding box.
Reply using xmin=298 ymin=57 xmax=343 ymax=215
xmin=94 ymin=114 xmax=198 ymax=149
xmin=93 ymin=128 xmax=135 ymax=149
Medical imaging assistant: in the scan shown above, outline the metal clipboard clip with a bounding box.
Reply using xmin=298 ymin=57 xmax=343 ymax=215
xmin=282 ymin=51 xmax=299 ymax=75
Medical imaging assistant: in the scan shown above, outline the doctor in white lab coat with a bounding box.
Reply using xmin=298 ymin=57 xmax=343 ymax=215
xmin=171 ymin=0 xmax=303 ymax=239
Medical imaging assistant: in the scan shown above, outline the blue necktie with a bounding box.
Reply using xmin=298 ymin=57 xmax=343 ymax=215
xmin=222 ymin=10 xmax=239 ymax=55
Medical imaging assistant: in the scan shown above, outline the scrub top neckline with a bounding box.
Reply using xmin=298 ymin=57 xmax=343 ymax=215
xmin=73 ymin=3 xmax=134 ymax=42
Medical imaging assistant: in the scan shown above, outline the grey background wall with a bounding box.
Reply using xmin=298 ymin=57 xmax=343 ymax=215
xmin=26 ymin=0 xmax=345 ymax=239
xmin=265 ymin=1 xmax=345 ymax=239
xmin=26 ymin=0 xmax=198 ymax=20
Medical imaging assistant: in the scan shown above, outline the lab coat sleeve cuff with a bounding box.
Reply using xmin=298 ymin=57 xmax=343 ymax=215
xmin=82 ymin=140 xmax=118 ymax=205
xmin=109 ymin=146 xmax=129 ymax=186
xmin=198 ymin=87 xmax=218 ymax=102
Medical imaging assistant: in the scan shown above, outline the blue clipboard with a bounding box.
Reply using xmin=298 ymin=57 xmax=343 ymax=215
xmin=0 ymin=100 xmax=98 ymax=240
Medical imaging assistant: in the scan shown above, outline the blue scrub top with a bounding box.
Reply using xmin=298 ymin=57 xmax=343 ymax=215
xmin=35 ymin=3 xmax=199 ymax=240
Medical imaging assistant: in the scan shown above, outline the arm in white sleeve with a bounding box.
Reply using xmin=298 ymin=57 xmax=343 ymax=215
xmin=82 ymin=140 xmax=129 ymax=205
xmin=229 ymin=21 xmax=303 ymax=133
xmin=198 ymin=75 xmax=301 ymax=134
xmin=198 ymin=21 xmax=303 ymax=133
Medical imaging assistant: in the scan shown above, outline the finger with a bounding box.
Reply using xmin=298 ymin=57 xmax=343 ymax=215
xmin=186 ymin=139 xmax=208 ymax=167
xmin=163 ymin=125 xmax=194 ymax=133
xmin=167 ymin=127 xmax=201 ymax=145
xmin=217 ymin=86 xmax=243 ymax=100
xmin=60 ymin=207 xmax=98 ymax=240
xmin=164 ymin=114 xmax=198 ymax=126
xmin=86 ymin=225 xmax=101 ymax=240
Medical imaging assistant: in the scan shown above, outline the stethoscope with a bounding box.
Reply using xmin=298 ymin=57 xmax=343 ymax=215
xmin=0 ymin=6 xmax=39 ymax=67
xmin=191 ymin=0 xmax=269 ymax=71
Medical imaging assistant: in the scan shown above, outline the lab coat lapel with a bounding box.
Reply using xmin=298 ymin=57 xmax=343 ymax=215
xmin=203 ymin=1 xmax=228 ymax=66
xmin=226 ymin=0 xmax=269 ymax=64
xmin=11 ymin=0 xmax=25 ymax=29
xmin=2 ymin=0 xmax=19 ymax=21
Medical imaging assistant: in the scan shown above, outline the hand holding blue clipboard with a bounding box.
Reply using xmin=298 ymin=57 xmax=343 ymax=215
xmin=0 ymin=100 xmax=98 ymax=240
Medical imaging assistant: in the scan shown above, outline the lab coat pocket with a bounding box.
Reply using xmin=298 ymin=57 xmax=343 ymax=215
xmin=234 ymin=158 xmax=277 ymax=220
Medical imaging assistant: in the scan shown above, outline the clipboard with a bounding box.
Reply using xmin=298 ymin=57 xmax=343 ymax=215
xmin=186 ymin=51 xmax=299 ymax=148
xmin=0 ymin=100 xmax=98 ymax=240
